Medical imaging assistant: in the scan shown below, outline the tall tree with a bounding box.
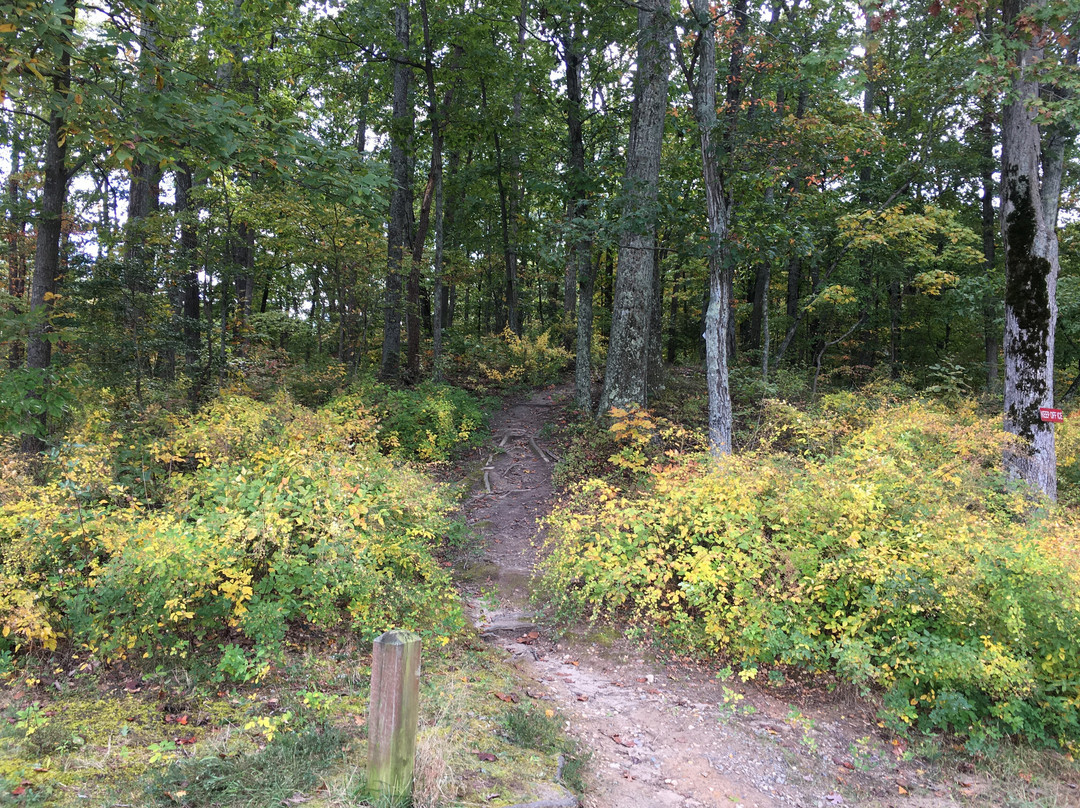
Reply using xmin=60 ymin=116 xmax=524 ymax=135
xmin=381 ymin=2 xmax=413 ymax=381
xmin=562 ymin=17 xmax=596 ymax=411
xmin=1000 ymin=0 xmax=1075 ymax=500
xmin=23 ymin=0 xmax=77 ymax=452
xmin=600 ymin=0 xmax=672 ymax=412
xmin=6 ymin=110 xmax=27 ymax=370
xmin=681 ymin=0 xmax=748 ymax=455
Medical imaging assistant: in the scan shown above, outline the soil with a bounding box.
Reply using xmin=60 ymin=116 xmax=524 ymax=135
xmin=455 ymin=384 xmax=1080 ymax=808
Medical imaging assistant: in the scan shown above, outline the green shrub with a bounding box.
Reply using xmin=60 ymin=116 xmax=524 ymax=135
xmin=448 ymin=327 xmax=572 ymax=391
xmin=1058 ymin=405 xmax=1080 ymax=508
xmin=333 ymin=379 xmax=489 ymax=462
xmin=0 ymin=392 xmax=464 ymax=670
xmin=539 ymin=400 xmax=1080 ymax=747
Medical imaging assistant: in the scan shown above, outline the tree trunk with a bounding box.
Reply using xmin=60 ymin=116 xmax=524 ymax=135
xmin=23 ymin=0 xmax=76 ymax=452
xmin=685 ymin=0 xmax=741 ymax=455
xmin=7 ymin=111 xmax=27 ymax=370
xmin=888 ymin=279 xmax=901 ymax=379
xmin=564 ymin=23 xmax=595 ymax=411
xmin=647 ymin=242 xmax=664 ymax=398
xmin=600 ymin=0 xmax=671 ymax=412
xmin=980 ymin=93 xmax=1000 ymax=392
xmin=381 ymin=1 xmax=412 ymax=382
xmin=504 ymin=0 xmax=526 ymax=336
xmin=562 ymin=197 xmax=576 ymax=347
xmin=856 ymin=8 xmax=878 ymax=371
xmin=176 ymin=165 xmax=202 ymax=374
xmin=785 ymin=255 xmax=801 ymax=319
xmin=1000 ymin=0 xmax=1062 ymax=500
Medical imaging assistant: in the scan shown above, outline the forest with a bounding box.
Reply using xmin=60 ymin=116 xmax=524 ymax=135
xmin=2 ymin=0 xmax=1080 ymax=805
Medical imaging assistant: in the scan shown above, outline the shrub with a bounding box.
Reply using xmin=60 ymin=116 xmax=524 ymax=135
xmin=449 ymin=328 xmax=572 ymax=391
xmin=0 ymin=392 xmax=464 ymax=671
xmin=539 ymin=400 xmax=1080 ymax=747
xmin=332 ymin=379 xmax=489 ymax=462
xmin=1058 ymin=405 xmax=1080 ymax=508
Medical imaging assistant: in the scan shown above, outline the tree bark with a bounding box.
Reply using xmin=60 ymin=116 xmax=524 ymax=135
xmin=7 ymin=111 xmax=27 ymax=370
xmin=23 ymin=0 xmax=76 ymax=452
xmin=176 ymin=165 xmax=202 ymax=373
xmin=683 ymin=0 xmax=742 ymax=455
xmin=600 ymin=0 xmax=671 ymax=412
xmin=647 ymin=242 xmax=664 ymax=398
xmin=564 ymin=23 xmax=595 ymax=411
xmin=505 ymin=0 xmax=527 ymax=336
xmin=381 ymin=1 xmax=413 ymax=381
xmin=1000 ymin=0 xmax=1064 ymax=500
xmin=980 ymin=93 xmax=1000 ymax=392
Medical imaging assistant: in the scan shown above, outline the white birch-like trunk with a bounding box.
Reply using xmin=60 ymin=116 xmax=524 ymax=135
xmin=689 ymin=0 xmax=733 ymax=455
xmin=1000 ymin=0 xmax=1064 ymax=501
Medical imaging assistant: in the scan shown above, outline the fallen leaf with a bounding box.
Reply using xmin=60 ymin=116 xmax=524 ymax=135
xmin=576 ymin=694 xmax=588 ymax=702
xmin=898 ymin=785 xmax=908 ymax=795
xmin=611 ymin=734 xmax=636 ymax=748
xmin=476 ymin=752 xmax=498 ymax=762
xmin=12 ymin=786 xmax=26 ymax=797
xmin=492 ymin=691 xmax=519 ymax=703
xmin=177 ymin=715 xmax=188 ymax=726
xmin=564 ymin=660 xmax=579 ymax=666
xmin=177 ymin=735 xmax=197 ymax=745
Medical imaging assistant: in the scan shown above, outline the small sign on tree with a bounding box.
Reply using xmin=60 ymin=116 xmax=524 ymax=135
xmin=1039 ymin=408 xmax=1064 ymax=424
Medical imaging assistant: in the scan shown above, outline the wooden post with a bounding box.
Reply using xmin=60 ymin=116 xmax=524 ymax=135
xmin=368 ymin=629 xmax=421 ymax=802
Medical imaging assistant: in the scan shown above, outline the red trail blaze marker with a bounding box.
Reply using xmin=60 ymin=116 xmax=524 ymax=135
xmin=1039 ymin=408 xmax=1064 ymax=423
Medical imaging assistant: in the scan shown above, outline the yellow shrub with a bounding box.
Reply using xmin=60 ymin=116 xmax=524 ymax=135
xmin=540 ymin=400 xmax=1080 ymax=745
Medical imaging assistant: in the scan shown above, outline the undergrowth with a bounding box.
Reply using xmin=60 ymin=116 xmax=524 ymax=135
xmin=149 ymin=724 xmax=346 ymax=807
xmin=447 ymin=327 xmax=572 ymax=392
xmin=540 ymin=396 xmax=1080 ymax=749
xmin=0 ymin=389 xmax=469 ymax=675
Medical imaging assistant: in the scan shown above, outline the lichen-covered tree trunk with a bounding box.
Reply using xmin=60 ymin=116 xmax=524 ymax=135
xmin=1000 ymin=0 xmax=1062 ymax=500
xmin=599 ymin=0 xmax=671 ymax=413
xmin=688 ymin=0 xmax=733 ymax=455
xmin=381 ymin=2 xmax=413 ymax=382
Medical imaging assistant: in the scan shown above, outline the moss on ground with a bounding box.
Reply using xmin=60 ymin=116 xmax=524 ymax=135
xmin=0 ymin=637 xmax=581 ymax=808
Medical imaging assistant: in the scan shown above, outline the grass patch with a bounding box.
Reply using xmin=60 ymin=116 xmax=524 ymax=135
xmin=0 ymin=635 xmax=585 ymax=808
xmin=147 ymin=724 xmax=346 ymax=807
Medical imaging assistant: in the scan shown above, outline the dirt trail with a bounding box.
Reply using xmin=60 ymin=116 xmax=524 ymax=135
xmin=458 ymin=386 xmax=975 ymax=808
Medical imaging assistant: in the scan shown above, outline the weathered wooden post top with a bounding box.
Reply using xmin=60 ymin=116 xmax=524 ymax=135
xmin=367 ymin=629 xmax=421 ymax=802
